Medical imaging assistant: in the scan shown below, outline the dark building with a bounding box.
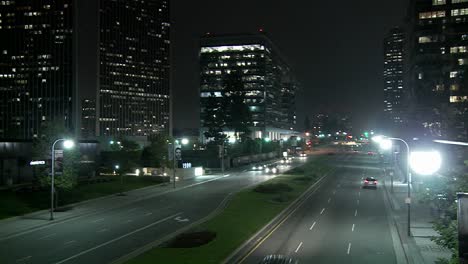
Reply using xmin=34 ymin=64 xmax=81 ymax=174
xmin=99 ymin=0 xmax=170 ymax=137
xmin=383 ymin=27 xmax=405 ymax=127
xmin=0 ymin=0 xmax=171 ymax=140
xmin=0 ymin=0 xmax=76 ymax=139
xmin=81 ymin=99 xmax=96 ymax=139
xmin=408 ymin=0 xmax=468 ymax=139
xmin=199 ymin=33 xmax=298 ymax=141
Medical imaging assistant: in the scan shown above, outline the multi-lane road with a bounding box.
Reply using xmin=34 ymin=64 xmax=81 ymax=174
xmin=1 ymin=156 xmax=309 ymax=264
xmin=239 ymin=153 xmax=399 ymax=264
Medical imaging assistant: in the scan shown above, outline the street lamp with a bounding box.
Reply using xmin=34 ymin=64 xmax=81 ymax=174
xmin=50 ymin=139 xmax=74 ymax=220
xmin=375 ymin=135 xmax=442 ymax=236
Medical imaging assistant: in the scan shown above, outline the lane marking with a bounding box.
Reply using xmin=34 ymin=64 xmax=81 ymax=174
xmin=125 ymin=219 xmax=133 ymax=223
xmin=352 ymin=224 xmax=355 ymax=232
xmin=333 ymin=190 xmax=336 ymax=195
xmin=38 ymin=233 xmax=56 ymax=240
xmin=327 ymin=198 xmax=331 ymax=203
xmin=64 ymin=240 xmax=76 ymax=245
xmin=309 ymin=222 xmax=316 ymax=230
xmin=357 ymin=199 xmax=360 ymax=205
xmin=127 ymin=208 xmax=138 ymax=213
xmin=91 ymin=218 xmax=104 ymax=223
xmin=320 ymin=208 xmax=326 ymax=215
xmin=54 ymin=212 xmax=182 ymax=264
xmin=358 ymin=192 xmax=361 ymax=197
xmin=144 ymin=212 xmax=153 ymax=216
xmin=354 ymin=209 xmax=358 ymax=217
xmin=347 ymin=243 xmax=352 ymax=254
xmin=16 ymin=256 xmax=32 ymax=263
xmin=295 ymin=242 xmax=303 ymax=253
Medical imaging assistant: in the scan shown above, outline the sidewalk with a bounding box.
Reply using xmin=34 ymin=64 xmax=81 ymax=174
xmin=0 ymin=172 xmax=229 ymax=241
xmin=383 ymin=167 xmax=451 ymax=264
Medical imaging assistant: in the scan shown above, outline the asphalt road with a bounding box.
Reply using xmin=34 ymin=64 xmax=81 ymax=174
xmin=0 ymin=156 xmax=313 ymax=264
xmin=241 ymin=154 xmax=398 ymax=264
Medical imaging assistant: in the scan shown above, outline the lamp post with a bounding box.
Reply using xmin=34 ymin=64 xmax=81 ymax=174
xmin=374 ymin=135 xmax=442 ymax=236
xmin=50 ymin=139 xmax=74 ymax=221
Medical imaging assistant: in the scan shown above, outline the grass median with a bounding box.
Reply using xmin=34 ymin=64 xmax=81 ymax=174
xmin=126 ymin=159 xmax=331 ymax=264
xmin=0 ymin=176 xmax=167 ymax=220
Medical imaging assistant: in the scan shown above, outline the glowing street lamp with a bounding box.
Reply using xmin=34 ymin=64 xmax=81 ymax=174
xmin=50 ymin=139 xmax=75 ymax=220
xmin=379 ymin=138 xmax=393 ymax=150
xmin=181 ymin=138 xmax=189 ymax=145
xmin=409 ymin=151 xmax=442 ymax=176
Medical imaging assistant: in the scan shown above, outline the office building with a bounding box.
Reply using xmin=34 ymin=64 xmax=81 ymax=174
xmin=199 ymin=33 xmax=298 ymax=141
xmin=0 ymin=0 xmax=171 ymax=140
xmin=408 ymin=0 xmax=468 ymax=139
xmin=383 ymin=27 xmax=405 ymax=126
xmin=81 ymin=99 xmax=96 ymax=139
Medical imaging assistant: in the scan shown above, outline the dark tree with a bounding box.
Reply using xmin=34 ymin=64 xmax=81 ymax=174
xmin=223 ymin=72 xmax=252 ymax=141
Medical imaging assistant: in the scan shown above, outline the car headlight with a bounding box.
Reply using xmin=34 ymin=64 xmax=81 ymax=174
xmin=265 ymin=168 xmax=270 ymax=173
xmin=252 ymin=166 xmax=257 ymax=170
xmin=272 ymin=168 xmax=278 ymax=173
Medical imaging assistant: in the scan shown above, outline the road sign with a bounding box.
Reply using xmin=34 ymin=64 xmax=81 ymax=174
xmin=405 ymin=198 xmax=411 ymax=204
xmin=30 ymin=160 xmax=46 ymax=166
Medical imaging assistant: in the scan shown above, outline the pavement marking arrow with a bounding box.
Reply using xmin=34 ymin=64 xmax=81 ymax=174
xmin=174 ymin=216 xmax=190 ymax=223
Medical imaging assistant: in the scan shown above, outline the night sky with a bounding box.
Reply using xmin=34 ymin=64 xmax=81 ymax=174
xmin=171 ymin=0 xmax=408 ymax=131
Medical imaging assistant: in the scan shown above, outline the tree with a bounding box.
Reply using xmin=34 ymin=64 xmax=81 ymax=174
xmin=223 ymin=72 xmax=252 ymax=141
xmin=203 ymin=95 xmax=227 ymax=143
xmin=142 ymin=134 xmax=169 ymax=168
xmin=32 ymin=122 xmax=80 ymax=206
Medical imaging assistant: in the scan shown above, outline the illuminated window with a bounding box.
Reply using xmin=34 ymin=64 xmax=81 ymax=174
xmin=419 ymin=11 xmax=446 ymax=19
xmin=433 ymin=0 xmax=446 ymax=5
xmin=451 ymin=84 xmax=460 ymax=91
xmin=459 ymin=59 xmax=466 ymax=65
xmin=450 ymin=96 xmax=468 ymax=103
xmin=450 ymin=46 xmax=468 ymax=53
xmin=453 ymin=0 xmax=468 ymax=3
xmin=201 ymin=45 xmax=265 ymax=53
xmin=451 ymin=8 xmax=468 ymax=16
xmin=450 ymin=71 xmax=460 ymax=78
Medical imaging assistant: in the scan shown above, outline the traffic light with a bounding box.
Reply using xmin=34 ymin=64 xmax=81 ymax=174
xmin=364 ymin=131 xmax=369 ymax=138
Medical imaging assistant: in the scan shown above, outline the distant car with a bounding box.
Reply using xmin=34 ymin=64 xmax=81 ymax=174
xmin=259 ymin=255 xmax=298 ymax=264
xmin=265 ymin=165 xmax=279 ymax=174
xmin=363 ymin=177 xmax=378 ymax=188
xmin=367 ymin=151 xmax=375 ymax=155
xmin=251 ymin=165 xmax=264 ymax=171
xmin=299 ymin=153 xmax=307 ymax=158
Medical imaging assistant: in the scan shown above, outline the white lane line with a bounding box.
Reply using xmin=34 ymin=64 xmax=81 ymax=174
xmin=54 ymin=212 xmax=182 ymax=264
xmin=309 ymin=222 xmax=316 ymax=230
xmin=64 ymin=240 xmax=76 ymax=245
xmin=97 ymin=229 xmax=108 ymax=233
xmin=127 ymin=208 xmax=138 ymax=213
xmin=295 ymin=242 xmax=303 ymax=253
xmin=327 ymin=198 xmax=331 ymax=203
xmin=145 ymin=212 xmax=153 ymax=216
xmin=352 ymin=224 xmax=355 ymax=232
xmin=38 ymin=233 xmax=56 ymax=240
xmin=16 ymin=256 xmax=32 ymax=263
xmin=358 ymin=192 xmax=361 ymax=197
xmin=125 ymin=219 xmax=133 ymax=223
xmin=347 ymin=243 xmax=352 ymax=254
xmin=354 ymin=209 xmax=358 ymax=217
xmin=320 ymin=208 xmax=326 ymax=215
xmin=91 ymin=218 xmax=104 ymax=223
xmin=333 ymin=190 xmax=336 ymax=195
xmin=357 ymin=199 xmax=360 ymax=205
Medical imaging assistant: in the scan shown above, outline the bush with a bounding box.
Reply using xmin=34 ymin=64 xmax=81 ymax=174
xmin=253 ymin=183 xmax=292 ymax=194
xmin=166 ymin=231 xmax=217 ymax=248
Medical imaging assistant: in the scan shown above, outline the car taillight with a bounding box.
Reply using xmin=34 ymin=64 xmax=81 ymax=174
xmin=375 ymin=181 xmax=378 ymax=184
xmin=364 ymin=180 xmax=368 ymax=183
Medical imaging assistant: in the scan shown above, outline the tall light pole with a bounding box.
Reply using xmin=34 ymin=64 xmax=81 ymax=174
xmin=374 ymin=135 xmax=442 ymax=236
xmin=172 ymin=138 xmax=189 ymax=188
xmin=50 ymin=139 xmax=74 ymax=221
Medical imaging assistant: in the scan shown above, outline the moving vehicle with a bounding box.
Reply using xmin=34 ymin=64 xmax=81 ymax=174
xmin=251 ymin=165 xmax=264 ymax=171
xmin=265 ymin=165 xmax=279 ymax=174
xmin=259 ymin=255 xmax=298 ymax=264
xmin=363 ymin=177 xmax=378 ymax=188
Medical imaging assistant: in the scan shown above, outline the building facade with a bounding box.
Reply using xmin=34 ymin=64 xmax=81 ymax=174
xmin=0 ymin=0 xmax=171 ymax=140
xmin=383 ymin=27 xmax=405 ymax=126
xmin=0 ymin=0 xmax=75 ymax=139
xmin=408 ymin=0 xmax=468 ymax=139
xmin=199 ymin=33 xmax=297 ymax=141
xmin=99 ymin=0 xmax=170 ymax=137
xmin=81 ymin=99 xmax=96 ymax=139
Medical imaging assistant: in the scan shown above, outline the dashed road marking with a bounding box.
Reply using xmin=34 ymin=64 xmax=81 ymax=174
xmin=320 ymin=208 xmax=326 ymax=215
xmin=347 ymin=243 xmax=352 ymax=254
xmin=16 ymin=256 xmax=32 ymax=263
xmin=38 ymin=233 xmax=56 ymax=240
xmin=145 ymin=212 xmax=153 ymax=216
xmin=327 ymin=198 xmax=331 ymax=203
xmin=310 ymin=222 xmax=316 ymax=230
xmin=64 ymin=240 xmax=76 ymax=245
xmin=354 ymin=209 xmax=358 ymax=217
xmin=91 ymin=218 xmax=104 ymax=223
xmin=295 ymin=242 xmax=303 ymax=253
xmin=352 ymin=224 xmax=355 ymax=232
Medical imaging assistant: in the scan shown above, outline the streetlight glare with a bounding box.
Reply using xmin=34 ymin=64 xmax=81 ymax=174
xmin=372 ymin=135 xmax=383 ymax=143
xmin=63 ymin=140 xmax=75 ymax=149
xmin=379 ymin=139 xmax=392 ymax=150
xmin=181 ymin=138 xmax=189 ymax=145
xmin=409 ymin=151 xmax=442 ymax=176
xmin=228 ymin=137 xmax=236 ymax=144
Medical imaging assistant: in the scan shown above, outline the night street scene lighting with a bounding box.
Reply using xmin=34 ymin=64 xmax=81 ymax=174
xmin=0 ymin=1 xmax=467 ymax=264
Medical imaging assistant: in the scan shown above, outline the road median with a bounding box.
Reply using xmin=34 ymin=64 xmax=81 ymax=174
xmin=122 ymin=159 xmax=331 ymax=264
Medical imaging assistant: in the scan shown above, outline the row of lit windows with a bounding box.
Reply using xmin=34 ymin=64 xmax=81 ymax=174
xmin=434 ymin=0 xmax=468 ymax=5
xmin=452 ymin=8 xmax=468 ymax=16
xmin=451 ymin=46 xmax=468 ymax=53
xmin=201 ymin=45 xmax=266 ymax=53
xmin=419 ymin=11 xmax=445 ymax=19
